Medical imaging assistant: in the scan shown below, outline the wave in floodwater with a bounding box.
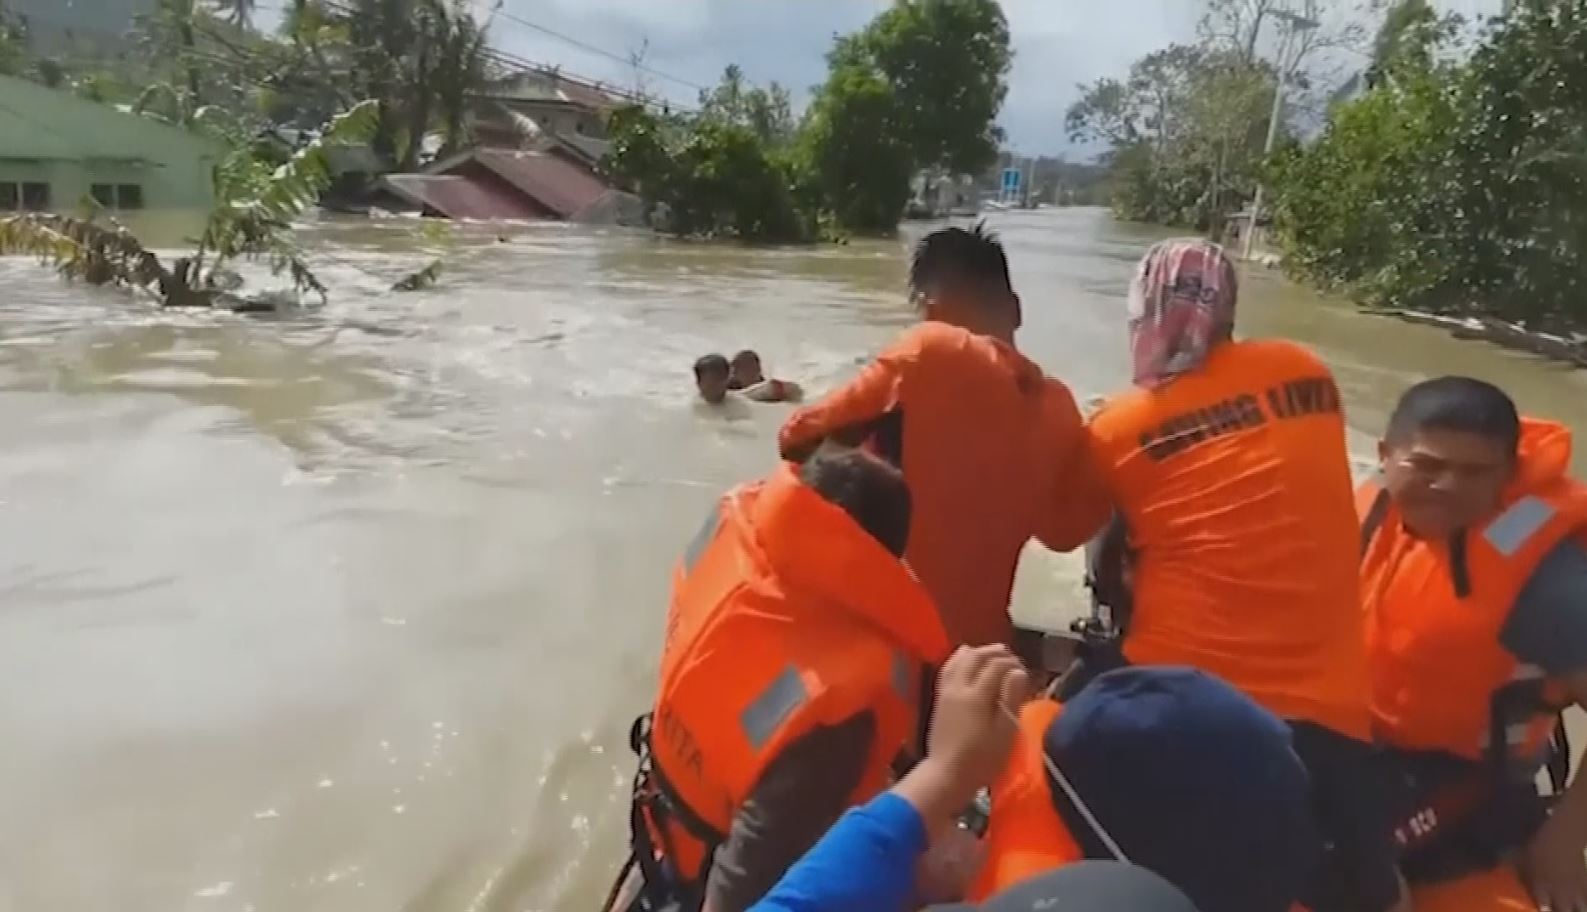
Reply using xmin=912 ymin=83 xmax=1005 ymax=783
xmin=1 ymin=208 xmax=1585 ymax=911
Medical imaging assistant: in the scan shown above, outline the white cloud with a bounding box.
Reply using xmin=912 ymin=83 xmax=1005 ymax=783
xmin=487 ymin=0 xmax=1204 ymax=155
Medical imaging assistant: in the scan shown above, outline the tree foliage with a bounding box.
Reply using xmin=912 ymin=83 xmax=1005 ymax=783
xmin=800 ymin=65 xmax=914 ymax=235
xmin=696 ymin=64 xmax=796 ymax=147
xmin=604 ymin=0 xmax=1012 ymax=241
xmin=1270 ymin=2 xmax=1587 ymax=329
xmin=831 ymin=0 xmax=1012 ymax=177
xmin=1075 ymin=0 xmax=1372 ymax=232
xmin=604 ymin=102 xmax=817 ymax=243
xmin=1069 ymin=44 xmax=1272 ymax=229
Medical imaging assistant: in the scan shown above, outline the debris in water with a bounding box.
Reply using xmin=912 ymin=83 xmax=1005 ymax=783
xmin=194 ymin=882 xmax=234 ymax=898
xmin=253 ymin=808 xmax=280 ymax=820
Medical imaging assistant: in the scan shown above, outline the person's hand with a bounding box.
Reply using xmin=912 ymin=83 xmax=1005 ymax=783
xmin=927 ymin=645 xmax=1033 ymax=801
xmin=1525 ymin=815 xmax=1587 ymax=912
xmin=914 ymin=826 xmax=986 ymax=904
xmin=892 ymin=645 xmax=1032 ymax=835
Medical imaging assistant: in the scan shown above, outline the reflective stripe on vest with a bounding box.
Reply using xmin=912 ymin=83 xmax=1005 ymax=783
xmin=740 ymin=665 xmax=809 ymax=751
xmin=740 ymin=651 xmax=917 ymax=751
xmin=1483 ymin=496 xmax=1557 ymax=557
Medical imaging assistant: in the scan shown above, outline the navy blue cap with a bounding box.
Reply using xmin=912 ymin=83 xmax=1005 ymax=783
xmin=933 ymin=860 xmax=1201 ymax=912
xmin=1044 ymin=666 xmax=1317 ymax=912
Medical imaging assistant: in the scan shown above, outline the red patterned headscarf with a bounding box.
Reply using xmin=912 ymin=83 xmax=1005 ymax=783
xmin=1127 ymin=239 xmax=1239 ymax=389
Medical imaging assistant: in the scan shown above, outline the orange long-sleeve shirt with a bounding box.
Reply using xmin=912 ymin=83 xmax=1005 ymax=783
xmin=1087 ymin=339 xmax=1371 ymax=739
xmin=779 ymin=321 xmax=1110 ymax=647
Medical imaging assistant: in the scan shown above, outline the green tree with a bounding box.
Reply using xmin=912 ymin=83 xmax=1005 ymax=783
xmin=697 ymin=65 xmax=796 ymax=146
xmin=1069 ymin=43 xmax=1271 ymax=229
xmin=327 ymin=0 xmax=492 ymax=169
xmin=1397 ymin=2 xmax=1587 ymax=326
xmin=0 ymin=2 xmax=27 ymax=77
xmin=801 ymin=64 xmax=914 ymax=234
xmin=604 ymin=105 xmax=816 ymax=243
xmin=833 ymin=0 xmax=1012 ymax=176
xmin=1270 ymin=1 xmax=1587 ymax=330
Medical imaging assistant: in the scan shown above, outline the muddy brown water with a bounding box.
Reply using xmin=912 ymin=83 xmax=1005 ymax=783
xmin=2 ymin=208 xmax=1585 ymax=911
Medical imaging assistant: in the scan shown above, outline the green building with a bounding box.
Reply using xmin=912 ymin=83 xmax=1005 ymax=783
xmin=0 ymin=73 xmax=219 ymax=215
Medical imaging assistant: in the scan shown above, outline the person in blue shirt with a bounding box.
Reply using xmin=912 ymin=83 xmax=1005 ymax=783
xmin=750 ymin=645 xmax=1205 ymax=912
xmin=753 ymin=649 xmax=1319 ymax=912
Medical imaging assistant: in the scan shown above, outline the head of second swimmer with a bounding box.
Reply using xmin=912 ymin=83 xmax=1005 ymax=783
xmin=694 ymin=353 xmax=731 ymax=404
xmin=910 ymin=222 xmax=1022 ymax=344
xmin=729 ymin=350 xmax=764 ymax=390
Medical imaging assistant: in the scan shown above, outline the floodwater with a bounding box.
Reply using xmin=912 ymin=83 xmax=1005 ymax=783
xmin=2 ymin=207 xmax=1585 ymax=912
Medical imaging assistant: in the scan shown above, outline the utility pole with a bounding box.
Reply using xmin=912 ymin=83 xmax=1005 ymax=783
xmin=1243 ymin=7 xmax=1320 ymax=261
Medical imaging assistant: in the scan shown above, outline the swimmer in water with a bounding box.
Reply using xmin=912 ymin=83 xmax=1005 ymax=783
xmin=728 ymin=349 xmax=804 ymax=403
xmin=694 ymin=353 xmax=732 ymax=405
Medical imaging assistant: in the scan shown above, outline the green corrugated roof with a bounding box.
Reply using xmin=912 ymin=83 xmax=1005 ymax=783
xmin=0 ymin=74 xmax=216 ymax=163
xmin=0 ymin=93 xmax=88 ymax=161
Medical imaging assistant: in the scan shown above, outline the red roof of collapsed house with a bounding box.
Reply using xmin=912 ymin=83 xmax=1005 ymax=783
xmin=378 ymin=174 xmax=545 ymax=221
xmin=466 ymin=149 xmax=610 ymax=220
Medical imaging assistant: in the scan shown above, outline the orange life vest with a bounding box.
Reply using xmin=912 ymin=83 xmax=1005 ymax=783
xmin=1409 ymin=863 xmax=1538 ymax=912
xmin=971 ymin=697 xmax=1315 ymax=912
xmin=1361 ymin=419 xmax=1587 ymax=777
xmin=969 ymin=700 xmax=1083 ymax=901
xmin=1088 ymin=338 xmax=1371 ymax=740
xmin=635 ymin=462 xmax=951 ymax=901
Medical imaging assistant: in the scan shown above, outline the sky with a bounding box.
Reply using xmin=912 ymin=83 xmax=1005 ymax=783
xmin=255 ymin=0 xmax=1504 ymax=158
xmin=475 ymin=0 xmax=1504 ymax=158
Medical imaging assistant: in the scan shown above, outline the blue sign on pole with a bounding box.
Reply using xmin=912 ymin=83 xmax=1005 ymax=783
xmin=1001 ymin=167 xmax=1022 ymax=197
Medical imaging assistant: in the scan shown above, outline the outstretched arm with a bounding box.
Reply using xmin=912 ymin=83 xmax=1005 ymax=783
xmin=778 ymin=348 xmax=913 ymax=464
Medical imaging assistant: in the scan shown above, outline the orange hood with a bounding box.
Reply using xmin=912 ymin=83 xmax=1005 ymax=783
xmin=1509 ymin=418 xmax=1574 ymax=497
xmin=734 ymin=463 xmax=952 ymax=665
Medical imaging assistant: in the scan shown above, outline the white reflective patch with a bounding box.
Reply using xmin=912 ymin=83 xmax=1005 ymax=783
xmin=1512 ymin=663 xmax=1546 ymax=682
xmin=1481 ymin=722 xmax=1536 ymax=750
xmin=740 ymin=665 xmax=808 ymax=751
xmin=1484 ymin=496 xmax=1556 ymax=557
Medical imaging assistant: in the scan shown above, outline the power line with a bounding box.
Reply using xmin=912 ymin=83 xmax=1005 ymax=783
xmin=491 ymin=8 xmax=709 ymax=93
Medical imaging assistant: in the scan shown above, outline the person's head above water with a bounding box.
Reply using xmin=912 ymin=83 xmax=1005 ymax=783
xmin=1040 ymin=667 xmax=1315 ymax=912
xmin=800 ymin=444 xmax=912 ymax=558
xmin=1381 ymin=376 xmax=1521 ymax=540
xmin=694 ymin=353 xmax=731 ymax=404
xmin=910 ymin=222 xmax=1022 ymax=343
xmin=729 ymin=349 xmax=764 ymax=390
xmin=1127 ymin=238 xmax=1239 ymax=388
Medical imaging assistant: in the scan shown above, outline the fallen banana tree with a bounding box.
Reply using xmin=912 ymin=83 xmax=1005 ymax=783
xmin=0 ymin=100 xmax=379 ymax=309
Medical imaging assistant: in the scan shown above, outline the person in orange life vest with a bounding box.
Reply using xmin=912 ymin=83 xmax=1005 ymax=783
xmin=969 ymin=666 xmax=1317 ymax=912
xmin=777 ymin=224 xmax=1110 ymax=648
xmin=1361 ymin=377 xmax=1587 ymax=912
xmin=1085 ymin=238 xmax=1403 ymax=912
xmin=612 ymin=445 xmax=952 ymax=912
